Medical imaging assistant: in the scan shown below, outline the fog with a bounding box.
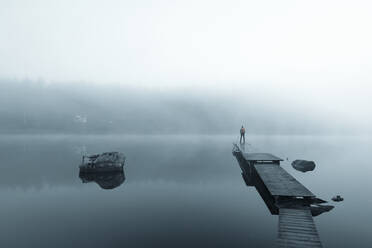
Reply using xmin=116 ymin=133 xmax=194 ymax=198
xmin=1 ymin=3 xmax=372 ymax=247
xmin=1 ymin=79 xmax=370 ymax=135
xmin=1 ymin=0 xmax=372 ymax=135
xmin=2 ymin=0 xmax=372 ymax=84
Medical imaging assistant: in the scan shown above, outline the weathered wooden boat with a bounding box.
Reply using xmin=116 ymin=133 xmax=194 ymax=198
xmin=79 ymin=152 xmax=125 ymax=173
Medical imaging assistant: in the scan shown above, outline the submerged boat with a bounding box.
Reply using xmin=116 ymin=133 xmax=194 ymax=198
xmin=79 ymin=152 xmax=125 ymax=173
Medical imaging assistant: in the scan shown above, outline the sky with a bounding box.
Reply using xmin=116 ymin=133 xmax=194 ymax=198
xmin=1 ymin=0 xmax=371 ymax=133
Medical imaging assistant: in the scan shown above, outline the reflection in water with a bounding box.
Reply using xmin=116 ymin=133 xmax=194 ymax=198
xmin=233 ymin=149 xmax=334 ymax=217
xmin=79 ymin=171 xmax=125 ymax=190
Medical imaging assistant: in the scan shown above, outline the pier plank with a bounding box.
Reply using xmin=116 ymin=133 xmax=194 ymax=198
xmin=278 ymin=208 xmax=322 ymax=248
xmin=254 ymin=163 xmax=314 ymax=197
xmin=242 ymin=153 xmax=283 ymax=162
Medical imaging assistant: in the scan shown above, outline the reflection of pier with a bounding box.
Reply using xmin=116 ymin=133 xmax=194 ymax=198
xmin=233 ymin=145 xmax=333 ymax=248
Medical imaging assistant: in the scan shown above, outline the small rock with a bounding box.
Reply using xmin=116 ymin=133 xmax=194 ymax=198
xmin=332 ymin=195 xmax=344 ymax=202
xmin=291 ymin=159 xmax=316 ymax=172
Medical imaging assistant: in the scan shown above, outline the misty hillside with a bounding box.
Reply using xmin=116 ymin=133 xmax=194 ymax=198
xmin=0 ymin=79 xmax=362 ymax=135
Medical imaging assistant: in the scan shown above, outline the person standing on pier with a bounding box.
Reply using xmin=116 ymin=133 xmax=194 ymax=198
xmin=240 ymin=125 xmax=246 ymax=143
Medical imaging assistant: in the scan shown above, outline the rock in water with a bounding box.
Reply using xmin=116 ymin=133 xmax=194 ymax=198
xmin=291 ymin=159 xmax=316 ymax=172
xmin=332 ymin=195 xmax=344 ymax=202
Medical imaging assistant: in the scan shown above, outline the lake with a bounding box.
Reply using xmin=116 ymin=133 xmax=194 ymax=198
xmin=0 ymin=134 xmax=371 ymax=247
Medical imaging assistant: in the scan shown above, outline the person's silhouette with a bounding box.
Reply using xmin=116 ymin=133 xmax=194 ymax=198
xmin=240 ymin=125 xmax=245 ymax=143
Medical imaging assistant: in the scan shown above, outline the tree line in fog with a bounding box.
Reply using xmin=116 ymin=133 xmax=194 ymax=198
xmin=0 ymin=79 xmax=361 ymax=135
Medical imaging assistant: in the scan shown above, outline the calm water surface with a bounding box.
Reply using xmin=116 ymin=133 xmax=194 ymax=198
xmin=0 ymin=134 xmax=371 ymax=247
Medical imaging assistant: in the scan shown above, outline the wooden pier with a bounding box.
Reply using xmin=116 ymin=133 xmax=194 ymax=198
xmin=243 ymin=151 xmax=315 ymax=198
xmin=233 ymin=146 xmax=333 ymax=248
xmin=278 ymin=208 xmax=322 ymax=248
xmin=254 ymin=163 xmax=314 ymax=198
